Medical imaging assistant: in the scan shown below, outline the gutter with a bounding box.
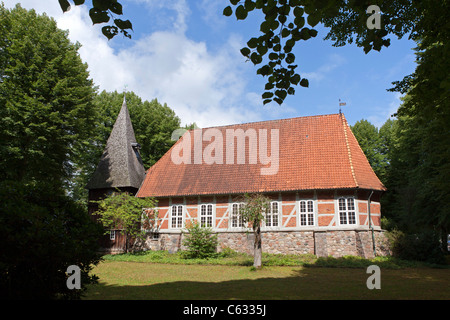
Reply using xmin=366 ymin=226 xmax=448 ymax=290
xmin=367 ymin=190 xmax=376 ymax=257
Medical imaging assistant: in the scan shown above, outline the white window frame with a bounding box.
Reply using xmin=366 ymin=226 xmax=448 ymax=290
xmin=170 ymin=204 xmax=184 ymax=229
xmin=264 ymin=201 xmax=280 ymax=228
xmin=109 ymin=230 xmax=116 ymax=241
xmin=338 ymin=197 xmax=357 ymax=226
xmin=299 ymin=200 xmax=315 ymax=227
xmin=199 ymin=203 xmax=214 ymax=228
xmin=230 ymin=202 xmax=246 ymax=228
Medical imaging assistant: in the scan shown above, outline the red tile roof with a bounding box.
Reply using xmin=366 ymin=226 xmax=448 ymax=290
xmin=136 ymin=113 xmax=385 ymax=198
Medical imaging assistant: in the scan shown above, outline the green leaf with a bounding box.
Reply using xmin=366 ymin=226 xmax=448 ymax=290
xmin=273 ymin=97 xmax=283 ymax=105
xmin=247 ymin=37 xmax=259 ymax=49
xmin=300 ymin=78 xmax=309 ymax=87
xmin=263 ymin=98 xmax=272 ymax=105
xmin=290 ymin=74 xmax=300 ymax=85
xmin=309 ymin=28 xmax=318 ymax=38
xmin=235 ymin=5 xmax=248 ymax=20
xmin=265 ymin=82 xmax=275 ymax=90
xmin=244 ymin=0 xmax=256 ymax=11
xmin=307 ymin=12 xmax=321 ymax=27
xmin=262 ymin=92 xmax=274 ymax=99
xmin=92 ymin=0 xmax=110 ymax=11
xmin=230 ymin=0 xmax=240 ymax=5
xmin=285 ymin=53 xmax=295 ymax=64
xmin=250 ymin=52 xmax=262 ymax=64
xmin=114 ymin=19 xmax=132 ymax=30
xmin=294 ymin=16 xmax=305 ymax=28
xmin=270 ymin=20 xmax=279 ymax=31
xmin=89 ymin=8 xmax=110 ymax=25
xmin=275 ymin=89 xmax=287 ymax=100
xmin=109 ymin=2 xmax=123 ymax=15
xmin=260 ymin=21 xmax=270 ymax=33
xmin=257 ymin=65 xmax=271 ymax=76
xmin=223 ymin=6 xmax=233 ymax=17
xmin=240 ymin=47 xmax=251 ymax=57
xmin=269 ymin=52 xmax=278 ymax=60
xmin=281 ymin=28 xmax=290 ymax=38
xmin=58 ymin=0 xmax=71 ymax=13
xmin=293 ymin=6 xmax=304 ymax=18
xmin=299 ymin=27 xmax=311 ymax=40
xmin=102 ymin=26 xmax=118 ymax=40
xmin=256 ymin=44 xmax=268 ymax=55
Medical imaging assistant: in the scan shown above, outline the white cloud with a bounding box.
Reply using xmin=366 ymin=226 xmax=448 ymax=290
xmin=302 ymin=53 xmax=346 ymax=82
xmin=3 ymin=0 xmax=265 ymax=128
xmin=367 ymin=92 xmax=402 ymax=128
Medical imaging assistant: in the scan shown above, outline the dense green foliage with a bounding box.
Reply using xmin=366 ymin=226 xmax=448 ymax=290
xmin=0 ymin=4 xmax=103 ymax=299
xmin=351 ymin=119 xmax=395 ymax=184
xmin=0 ymin=4 xmax=97 ymax=189
xmin=386 ymin=229 xmax=446 ymax=264
xmin=181 ymin=222 xmax=219 ymax=259
xmin=0 ymin=181 xmax=103 ymax=299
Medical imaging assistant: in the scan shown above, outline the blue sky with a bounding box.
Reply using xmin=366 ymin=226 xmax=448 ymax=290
xmin=3 ymin=0 xmax=417 ymax=128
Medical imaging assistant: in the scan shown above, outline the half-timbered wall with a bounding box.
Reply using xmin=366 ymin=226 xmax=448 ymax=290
xmin=141 ymin=189 xmax=388 ymax=258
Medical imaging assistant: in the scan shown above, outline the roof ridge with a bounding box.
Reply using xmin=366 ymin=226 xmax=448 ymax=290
xmin=192 ymin=113 xmax=341 ymax=130
xmin=340 ymin=113 xmax=358 ymax=187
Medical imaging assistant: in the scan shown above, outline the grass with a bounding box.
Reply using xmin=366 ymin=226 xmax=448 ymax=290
xmin=101 ymin=249 xmax=317 ymax=266
xmin=83 ymin=250 xmax=450 ymax=300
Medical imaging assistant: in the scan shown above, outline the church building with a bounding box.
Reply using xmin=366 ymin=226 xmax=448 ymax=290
xmin=88 ymin=99 xmax=390 ymax=257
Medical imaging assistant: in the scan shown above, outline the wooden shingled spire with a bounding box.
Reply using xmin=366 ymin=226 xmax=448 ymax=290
xmin=87 ymin=95 xmax=145 ymax=191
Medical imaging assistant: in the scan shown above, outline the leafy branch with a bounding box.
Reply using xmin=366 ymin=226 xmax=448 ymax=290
xmin=223 ymin=0 xmax=319 ymax=105
xmin=58 ymin=0 xmax=133 ymax=39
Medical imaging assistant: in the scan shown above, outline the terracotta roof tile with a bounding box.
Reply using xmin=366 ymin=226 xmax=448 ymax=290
xmin=136 ymin=113 xmax=385 ymax=198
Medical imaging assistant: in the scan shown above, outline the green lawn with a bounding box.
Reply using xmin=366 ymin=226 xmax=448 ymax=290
xmin=84 ymin=252 xmax=450 ymax=300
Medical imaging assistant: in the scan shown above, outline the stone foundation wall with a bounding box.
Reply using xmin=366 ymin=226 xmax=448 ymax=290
xmin=142 ymin=229 xmax=390 ymax=258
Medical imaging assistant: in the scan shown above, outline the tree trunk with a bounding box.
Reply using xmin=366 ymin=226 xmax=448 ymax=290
xmin=253 ymin=226 xmax=262 ymax=269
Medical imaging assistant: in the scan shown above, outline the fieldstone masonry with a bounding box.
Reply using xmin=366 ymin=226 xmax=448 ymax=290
xmin=143 ymin=229 xmax=390 ymax=258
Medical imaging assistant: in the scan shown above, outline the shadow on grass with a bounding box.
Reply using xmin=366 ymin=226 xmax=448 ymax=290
xmin=85 ymin=265 xmax=450 ymax=300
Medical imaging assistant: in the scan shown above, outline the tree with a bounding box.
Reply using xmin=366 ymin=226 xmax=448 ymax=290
xmin=351 ymin=119 xmax=391 ymax=184
xmin=0 ymin=4 xmax=103 ymax=299
xmin=238 ymin=193 xmax=271 ymax=269
xmin=95 ymin=191 xmax=156 ymax=253
xmin=0 ymin=4 xmax=97 ymax=189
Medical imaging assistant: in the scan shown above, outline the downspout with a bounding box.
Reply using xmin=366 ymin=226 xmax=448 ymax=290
xmin=368 ymin=190 xmax=376 ymax=257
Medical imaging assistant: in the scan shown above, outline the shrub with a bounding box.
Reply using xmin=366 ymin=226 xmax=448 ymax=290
xmin=387 ymin=229 xmax=446 ymax=264
xmin=181 ymin=222 xmax=218 ymax=259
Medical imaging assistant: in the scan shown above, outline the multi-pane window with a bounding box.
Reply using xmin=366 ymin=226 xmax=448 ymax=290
xmin=200 ymin=204 xmax=213 ymax=227
xmin=110 ymin=230 xmax=116 ymax=241
xmin=265 ymin=202 xmax=279 ymax=227
xmin=299 ymin=200 xmax=315 ymax=226
xmin=231 ymin=203 xmax=245 ymax=228
xmin=338 ymin=198 xmax=356 ymax=225
xmin=171 ymin=205 xmax=183 ymax=228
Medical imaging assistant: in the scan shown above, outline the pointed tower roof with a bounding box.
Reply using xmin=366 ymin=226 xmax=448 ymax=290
xmin=87 ymin=96 xmax=146 ymax=190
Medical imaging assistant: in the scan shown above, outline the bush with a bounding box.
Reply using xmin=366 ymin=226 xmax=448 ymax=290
xmin=181 ymin=222 xmax=218 ymax=259
xmin=387 ymin=229 xmax=446 ymax=264
xmin=0 ymin=181 xmax=103 ymax=299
